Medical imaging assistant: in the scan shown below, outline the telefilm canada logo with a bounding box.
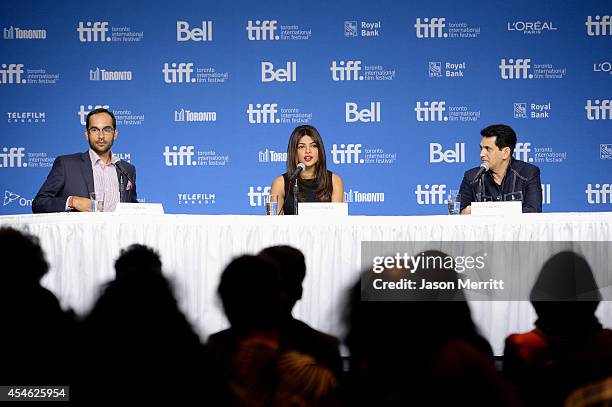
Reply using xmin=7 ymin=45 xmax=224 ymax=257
xmin=344 ymin=20 xmax=381 ymax=37
xmin=513 ymin=102 xmax=552 ymax=119
xmin=246 ymin=20 xmax=311 ymax=41
xmin=3 ymin=26 xmax=47 ymax=40
xmin=77 ymin=21 xmax=143 ymax=42
xmin=428 ymin=61 xmax=466 ymax=78
xmin=6 ymin=112 xmax=46 ymax=124
xmin=0 ymin=63 xmax=59 ymax=85
xmin=162 ymin=62 xmax=229 ymax=84
xmin=77 ymin=105 xmax=144 ymax=126
xmin=177 ymin=192 xmax=216 ymax=205
xmin=414 ymin=17 xmax=480 ymax=39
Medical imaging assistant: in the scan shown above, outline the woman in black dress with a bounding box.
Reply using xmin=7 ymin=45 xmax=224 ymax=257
xmin=270 ymin=125 xmax=344 ymax=215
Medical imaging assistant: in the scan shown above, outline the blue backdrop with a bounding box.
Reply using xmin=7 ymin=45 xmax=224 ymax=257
xmin=1 ymin=0 xmax=611 ymax=215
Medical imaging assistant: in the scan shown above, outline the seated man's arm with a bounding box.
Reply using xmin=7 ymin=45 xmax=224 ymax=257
xmin=459 ymin=173 xmax=475 ymax=215
xmin=32 ymin=157 xmax=71 ymax=213
xmin=130 ymin=167 xmax=137 ymax=203
xmin=522 ymin=167 xmax=542 ymax=213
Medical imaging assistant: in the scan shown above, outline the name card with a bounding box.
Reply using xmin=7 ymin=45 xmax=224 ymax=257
xmin=298 ymin=202 xmax=348 ymax=217
xmin=471 ymin=201 xmax=522 ymax=216
xmin=115 ymin=203 xmax=165 ymax=215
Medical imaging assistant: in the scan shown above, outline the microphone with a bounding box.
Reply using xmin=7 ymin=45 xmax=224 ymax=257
xmin=111 ymin=157 xmax=133 ymax=191
xmin=471 ymin=162 xmax=490 ymax=183
xmin=289 ymin=163 xmax=306 ymax=182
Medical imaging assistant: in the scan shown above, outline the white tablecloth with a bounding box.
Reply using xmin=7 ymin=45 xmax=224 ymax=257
xmin=1 ymin=212 xmax=611 ymax=356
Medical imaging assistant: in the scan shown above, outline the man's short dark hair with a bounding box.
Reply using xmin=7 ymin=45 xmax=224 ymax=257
xmin=480 ymin=124 xmax=517 ymax=154
xmin=86 ymin=107 xmax=116 ymax=130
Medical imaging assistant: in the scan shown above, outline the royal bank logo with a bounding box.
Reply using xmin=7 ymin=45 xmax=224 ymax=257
xmin=585 ymin=184 xmax=612 ymax=204
xmin=3 ymin=26 xmax=47 ymax=40
xmin=415 ymin=184 xmax=447 ymax=205
xmin=246 ymin=20 xmax=311 ymax=41
xmin=177 ymin=20 xmax=213 ymax=41
xmin=248 ymin=186 xmax=271 ymax=206
xmin=415 ymin=17 xmax=480 ymax=39
xmin=601 ymin=144 xmax=612 ymax=160
xmin=586 ymin=16 xmax=612 ymax=36
xmin=507 ymin=21 xmax=557 ymax=35
xmin=77 ymin=21 xmax=143 ymax=43
xmin=258 ymin=149 xmax=287 ymax=163
xmin=3 ymin=190 xmax=32 ymax=207
xmin=585 ymin=99 xmax=612 ymax=120
xmin=344 ymin=189 xmax=385 ymax=203
xmin=6 ymin=112 xmax=46 ymax=124
xmin=428 ymin=61 xmax=466 ymax=78
xmin=344 ymin=20 xmax=381 ymax=37
xmin=261 ymin=61 xmax=297 ymax=82
xmin=499 ymin=58 xmax=566 ymax=80
xmin=177 ymin=192 xmax=216 ymax=205
xmin=345 ymin=102 xmax=381 ymax=123
xmin=514 ymin=102 xmax=552 ymax=119
xmin=112 ymin=152 xmax=131 ymax=163
xmin=174 ymin=108 xmax=217 ymax=122
xmin=89 ymin=67 xmax=133 ymax=81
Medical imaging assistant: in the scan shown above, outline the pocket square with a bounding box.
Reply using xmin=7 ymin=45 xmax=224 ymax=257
xmin=126 ymin=180 xmax=133 ymax=191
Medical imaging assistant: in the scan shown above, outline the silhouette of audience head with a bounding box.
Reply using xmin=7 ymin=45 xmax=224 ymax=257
xmin=530 ymin=251 xmax=601 ymax=328
xmin=0 ymin=227 xmax=49 ymax=287
xmin=114 ymin=243 xmax=163 ymax=279
xmin=259 ymin=245 xmax=306 ymax=314
xmin=218 ymin=255 xmax=283 ymax=334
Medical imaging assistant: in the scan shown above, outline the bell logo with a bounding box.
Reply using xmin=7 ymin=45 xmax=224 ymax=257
xmin=585 ymin=184 xmax=612 ymax=204
xmin=331 ymin=144 xmax=363 ymax=164
xmin=248 ymin=186 xmax=271 ymax=206
xmin=415 ymin=184 xmax=447 ymax=204
xmin=585 ymin=16 xmax=612 ymax=36
xmin=0 ymin=147 xmax=26 ymax=168
xmin=163 ymin=146 xmax=195 ymax=166
xmin=247 ymin=103 xmax=279 ymax=124
xmin=585 ymin=100 xmax=612 ymax=120
xmin=415 ymin=101 xmax=447 ymax=122
xmin=176 ymin=21 xmax=213 ymax=41
xmin=499 ymin=58 xmax=532 ymax=79
xmin=77 ymin=22 xmax=110 ymax=42
xmin=541 ymin=184 xmax=551 ymax=205
xmin=261 ymin=62 xmax=297 ymax=82
xmin=330 ymin=60 xmax=363 ymax=81
xmin=246 ymin=20 xmax=278 ymax=41
xmin=429 ymin=143 xmax=465 ymax=163
xmin=345 ymin=102 xmax=381 ymax=123
xmin=162 ymin=63 xmax=195 ymax=84
xmin=414 ymin=18 xmax=447 ymax=38
xmin=0 ymin=64 xmax=26 ymax=84
xmin=78 ymin=104 xmax=110 ymax=126
xmin=513 ymin=142 xmax=532 ymax=162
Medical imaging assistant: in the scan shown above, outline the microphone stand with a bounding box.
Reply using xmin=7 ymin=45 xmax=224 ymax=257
xmin=476 ymin=175 xmax=485 ymax=202
xmin=292 ymin=178 xmax=299 ymax=215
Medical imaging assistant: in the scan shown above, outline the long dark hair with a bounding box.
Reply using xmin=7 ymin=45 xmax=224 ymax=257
xmin=286 ymin=125 xmax=331 ymax=201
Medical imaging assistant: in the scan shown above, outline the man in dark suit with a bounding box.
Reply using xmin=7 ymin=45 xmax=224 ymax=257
xmin=32 ymin=108 xmax=137 ymax=213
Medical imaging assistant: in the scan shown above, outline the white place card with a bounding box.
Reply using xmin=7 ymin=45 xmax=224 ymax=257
xmin=115 ymin=203 xmax=165 ymax=215
xmin=471 ymin=201 xmax=522 ymax=216
xmin=298 ymin=202 xmax=348 ymax=217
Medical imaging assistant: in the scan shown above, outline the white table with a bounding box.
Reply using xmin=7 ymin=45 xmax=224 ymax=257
xmin=2 ymin=212 xmax=611 ymax=356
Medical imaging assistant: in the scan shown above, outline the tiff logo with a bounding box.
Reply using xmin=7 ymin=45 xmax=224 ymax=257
xmin=177 ymin=21 xmax=213 ymax=41
xmin=246 ymin=20 xmax=278 ymax=40
xmin=162 ymin=63 xmax=194 ymax=83
xmin=78 ymin=104 xmax=110 ymax=126
xmin=585 ymin=16 xmax=612 ymax=36
xmin=345 ymin=102 xmax=381 ymax=123
xmin=331 ymin=143 xmax=363 ymax=164
xmin=513 ymin=142 xmax=532 ymax=162
xmin=77 ymin=22 xmax=110 ymax=42
xmin=585 ymin=184 xmax=612 ymax=204
xmin=585 ymin=99 xmax=612 ymax=120
xmin=330 ymin=60 xmax=363 ymax=81
xmin=415 ymin=184 xmax=447 ymax=204
xmin=163 ymin=146 xmax=195 ymax=166
xmin=429 ymin=143 xmax=465 ymax=163
xmin=261 ymin=61 xmax=296 ymax=82
xmin=0 ymin=147 xmax=26 ymax=168
xmin=499 ymin=58 xmax=532 ymax=79
xmin=0 ymin=64 xmax=26 ymax=84
xmin=415 ymin=18 xmax=447 ymax=38
xmin=248 ymin=186 xmax=271 ymax=206
xmin=415 ymin=101 xmax=447 ymax=122
xmin=247 ymin=103 xmax=279 ymax=124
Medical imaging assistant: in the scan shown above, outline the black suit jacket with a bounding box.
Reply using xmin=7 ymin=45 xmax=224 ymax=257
xmin=32 ymin=151 xmax=137 ymax=213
